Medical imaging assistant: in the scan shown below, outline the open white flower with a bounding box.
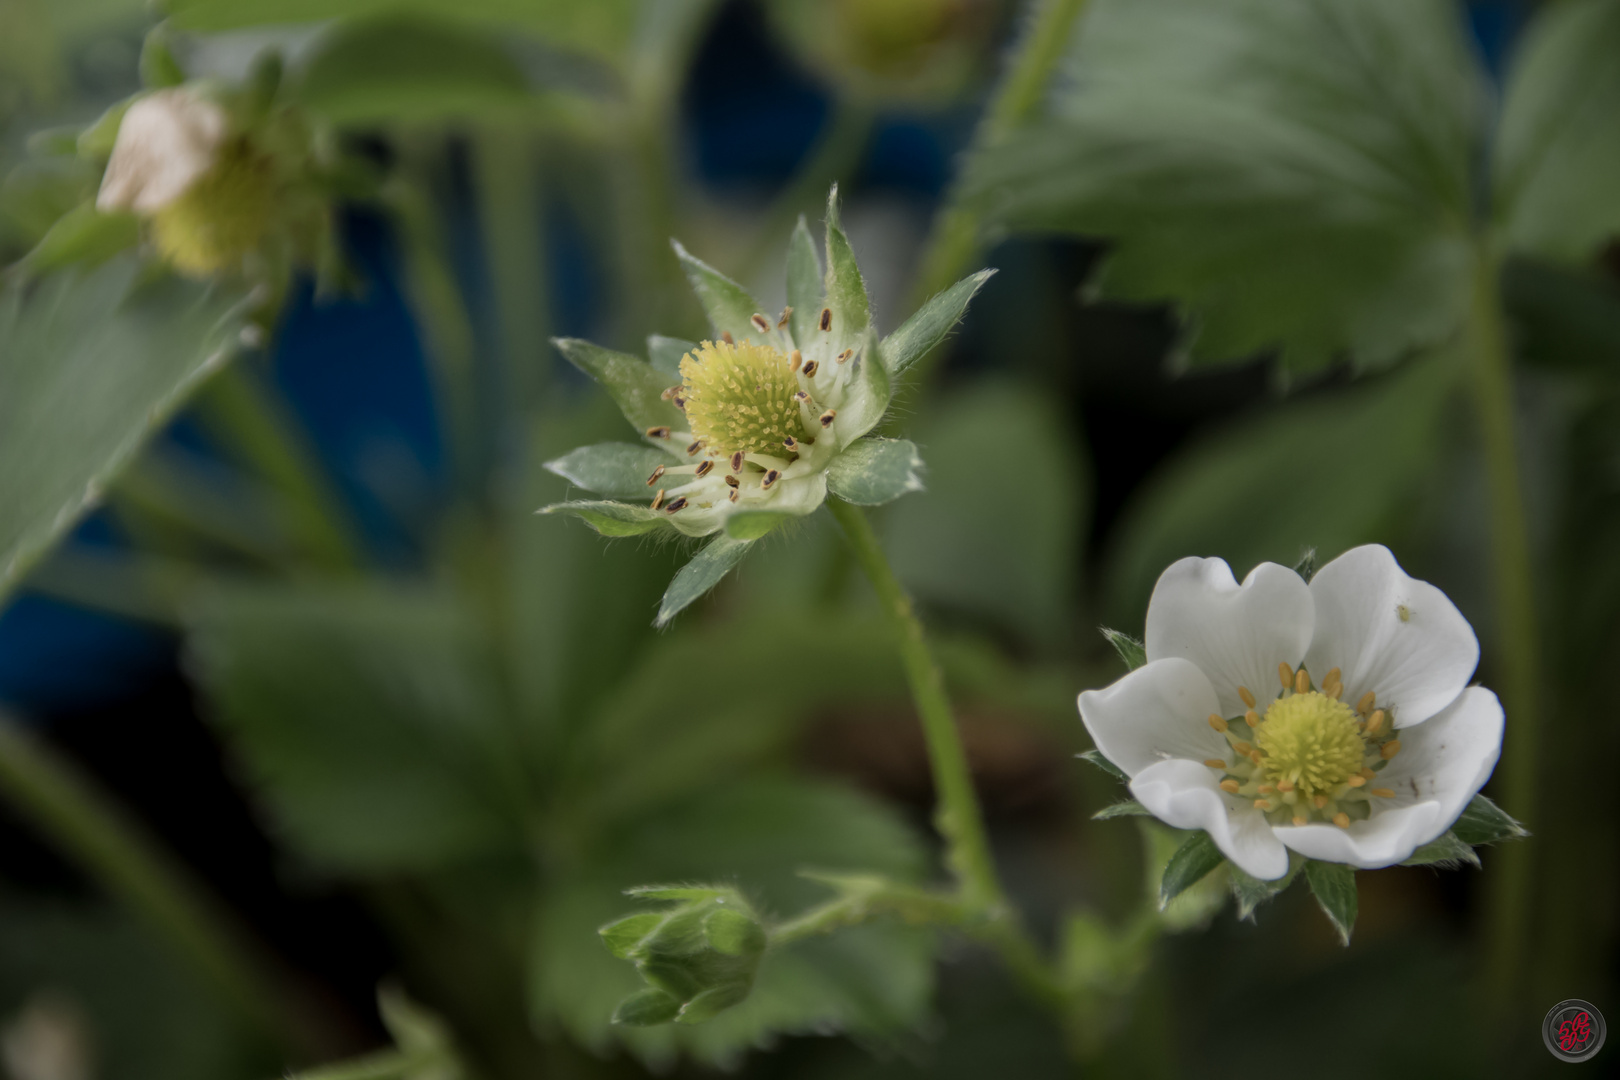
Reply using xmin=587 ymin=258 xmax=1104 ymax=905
xmin=96 ymin=88 xmax=228 ymax=215
xmin=1079 ymin=545 xmax=1503 ymax=880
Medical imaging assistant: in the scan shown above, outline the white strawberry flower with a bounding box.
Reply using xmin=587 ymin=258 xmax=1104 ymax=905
xmin=96 ymin=87 xmax=228 ymax=215
xmin=1079 ymin=545 xmax=1505 ymax=880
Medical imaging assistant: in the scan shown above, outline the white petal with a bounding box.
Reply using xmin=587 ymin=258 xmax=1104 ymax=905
xmin=1131 ymin=758 xmax=1290 ymax=880
xmin=1302 ymin=545 xmax=1478 ymax=728
xmin=96 ymin=89 xmax=226 ymax=214
xmin=1276 ymin=687 xmax=1503 ymax=868
xmin=1077 ymin=658 xmax=1227 ymax=778
xmin=1144 ymin=556 xmax=1314 ymax=716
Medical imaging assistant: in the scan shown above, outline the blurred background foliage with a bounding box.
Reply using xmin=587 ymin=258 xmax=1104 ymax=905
xmin=0 ymin=0 xmax=1615 ymax=1077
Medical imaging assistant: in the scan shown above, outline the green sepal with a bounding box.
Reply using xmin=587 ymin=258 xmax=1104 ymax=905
xmin=671 ymin=239 xmax=767 ymax=344
xmin=879 ymin=269 xmax=995 ymax=376
xmin=600 ymin=912 xmax=666 ymax=960
xmin=786 ymin=215 xmax=823 ymax=347
xmin=1292 ymin=547 xmax=1318 ymax=582
xmin=833 ymin=332 xmax=891 ymax=447
xmin=1092 ymin=799 xmax=1150 ymax=820
xmin=655 ymin=535 xmax=752 ymax=627
xmin=552 ymin=337 xmax=684 ymax=442
xmin=826 ymin=438 xmax=924 ymax=505
xmin=647 ymin=334 xmax=697 ymax=378
xmin=723 ymin=511 xmax=792 ymax=541
xmin=540 ymin=500 xmax=672 ymax=538
xmin=543 ymin=443 xmax=673 ymax=498
xmin=139 ymin=30 xmax=186 ymax=89
xmin=1227 ymin=857 xmax=1302 ymax=922
xmin=1303 ymin=860 xmax=1357 ymax=946
xmin=612 ymin=988 xmax=682 ymax=1027
xmin=676 ymin=982 xmax=752 ymax=1025
xmin=1401 ymin=831 xmax=1481 ymax=869
xmin=703 ymin=908 xmax=767 ymax=957
xmin=11 ymin=203 xmax=140 ymax=279
xmin=77 ymin=97 xmax=136 ymax=159
xmin=1449 ymin=793 xmax=1529 ymax=846
xmin=1098 ymin=627 xmax=1147 ymax=671
xmin=1158 ymin=831 xmax=1224 ymax=909
xmin=823 ymin=185 xmax=870 ymax=340
xmin=1078 ymin=749 xmax=1129 ymax=783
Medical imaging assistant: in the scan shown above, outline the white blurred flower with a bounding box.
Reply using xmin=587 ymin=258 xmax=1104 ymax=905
xmin=96 ymin=88 xmax=227 ymax=214
xmin=1079 ymin=545 xmax=1503 ymax=880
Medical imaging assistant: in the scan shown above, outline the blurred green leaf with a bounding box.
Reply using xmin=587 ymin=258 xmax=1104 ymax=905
xmin=976 ymin=0 xmax=1480 ymax=373
xmin=544 ymin=442 xmax=670 ymax=498
xmin=885 ymin=381 xmax=1084 ymax=642
xmin=531 ymin=779 xmax=933 ymax=1070
xmin=541 ymin=499 xmax=672 ymax=536
xmin=672 ymin=239 xmax=766 ymax=345
xmin=1098 ymin=627 xmax=1146 ymax=672
xmin=826 ymin=437 xmax=924 ymax=505
xmin=1449 ymin=793 xmax=1529 ymax=846
xmin=552 ymin=337 xmax=685 ymax=440
xmin=656 ymin=535 xmax=751 ymax=627
xmin=1105 ymin=354 xmax=1453 ymax=623
xmin=138 ymin=29 xmax=185 ymax=89
xmin=293 ymin=16 xmax=535 ymax=125
xmin=11 ymin=202 xmax=139 ymax=277
xmin=1493 ymin=0 xmax=1620 ymax=263
xmin=1401 ymin=831 xmax=1481 ymax=869
xmin=599 ymin=887 xmax=767 ymax=1027
xmin=1502 ymin=258 xmax=1620 ymax=375
xmin=822 ymin=185 xmax=869 ymax=340
xmin=186 ymin=585 xmax=527 ymax=870
xmin=879 ymin=269 xmax=995 ymax=377
xmin=786 ymin=215 xmax=822 ymax=347
xmin=647 ymin=333 xmax=697 ymax=378
xmin=1157 ymin=830 xmax=1224 ymax=908
xmin=0 ymin=258 xmax=244 ymax=607
xmin=1303 ymin=860 xmax=1357 ymax=946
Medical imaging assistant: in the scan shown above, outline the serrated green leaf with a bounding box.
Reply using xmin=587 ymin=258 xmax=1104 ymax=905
xmin=1402 ymin=831 xmax=1481 ymax=869
xmin=1078 ymin=749 xmax=1128 ymax=782
xmin=1303 ymin=860 xmax=1358 ymax=946
xmin=1449 ymin=793 xmax=1529 ymax=846
xmin=1092 ymin=799 xmax=1150 ymax=820
xmin=976 ymin=0 xmax=1480 ymax=373
xmin=541 ymin=500 xmax=672 ymax=537
xmin=601 ymin=913 xmax=664 ymax=960
xmin=1158 ymin=831 xmax=1224 ymax=908
xmin=293 ymin=14 xmax=535 ymax=124
xmin=613 ymin=988 xmax=682 ymax=1027
xmin=786 ymin=215 xmax=822 ymax=348
xmin=671 ymin=240 xmax=767 ymax=345
xmin=826 ymin=438 xmax=924 ymax=506
xmin=822 ymin=185 xmax=869 ymax=340
xmin=1494 ymin=0 xmax=1620 ymax=263
xmin=879 ymin=269 xmax=995 ymax=376
xmin=723 ymin=511 xmax=791 ymax=541
xmin=1 ymin=259 xmax=245 ymax=607
xmin=1099 ymin=627 xmax=1146 ymax=671
xmin=544 ymin=443 xmax=673 ymax=498
xmin=647 ymin=334 xmax=697 ymax=379
xmin=552 ymin=337 xmax=684 ymax=440
xmin=11 ymin=203 xmax=140 ymax=278
xmin=655 ymin=536 xmax=752 ymax=627
xmin=1228 ymin=859 xmax=1301 ymax=922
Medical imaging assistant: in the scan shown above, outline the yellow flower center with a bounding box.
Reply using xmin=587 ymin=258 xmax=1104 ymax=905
xmin=1254 ymin=691 xmax=1365 ymax=798
xmin=679 ymin=340 xmax=809 ymax=457
xmin=151 ymin=138 xmax=274 ymax=276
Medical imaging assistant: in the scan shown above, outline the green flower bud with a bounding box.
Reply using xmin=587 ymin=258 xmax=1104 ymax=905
xmin=600 ymin=886 xmax=768 ymax=1026
xmin=149 ymin=138 xmax=276 ymax=276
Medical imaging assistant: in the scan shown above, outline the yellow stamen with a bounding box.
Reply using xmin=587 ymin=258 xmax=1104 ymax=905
xmin=1293 ymin=814 xmax=1308 ymax=826
xmin=1255 ymin=799 xmax=1274 ymax=811
xmin=1233 ymin=741 xmax=1254 ymax=756
xmin=1370 ymin=788 xmax=1395 ymax=798
xmin=1381 ymin=739 xmax=1402 ymax=760
xmin=1365 ymin=709 xmax=1386 ymax=736
xmin=1333 ymin=813 xmax=1351 ymax=828
xmin=1278 ymin=662 xmax=1293 ymax=689
xmin=1356 ymin=691 xmax=1376 ymax=715
xmin=1294 ymin=667 xmax=1310 ymax=694
xmin=1245 ymin=709 xmax=1260 ymax=726
xmin=1312 ymin=794 xmax=1328 ymax=809
xmin=1220 ymin=779 xmax=1241 ymax=794
xmin=1347 ymin=775 xmax=1366 ymax=788
xmin=1324 ymin=667 xmax=1341 ymax=688
xmin=1257 ymin=783 xmax=1276 ymax=795
xmin=1204 ymin=759 xmax=1227 ymax=768
xmin=1208 ymin=714 xmax=1228 ymax=733
xmin=1238 ymin=686 xmax=1256 ymax=708
xmin=1276 ymin=779 xmax=1295 ymax=792
xmin=1360 ymin=767 xmax=1376 ymax=780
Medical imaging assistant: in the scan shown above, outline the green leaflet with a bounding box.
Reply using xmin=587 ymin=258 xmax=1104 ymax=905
xmin=1449 ymin=793 xmax=1529 ymax=846
xmin=822 ymin=185 xmax=870 ymax=341
xmin=1303 ymin=860 xmax=1358 ymax=946
xmin=542 ymin=500 xmax=673 ymax=537
xmin=826 ymin=438 xmax=924 ymax=506
xmin=671 ymin=240 xmax=768 ymax=345
xmin=1228 ymin=858 xmax=1302 ymax=922
xmin=1158 ymin=831 xmax=1224 ymax=908
xmin=0 ymin=258 xmax=246 ymax=607
xmin=786 ymin=215 xmax=823 ymax=347
xmin=975 ymin=0 xmax=1480 ymax=373
xmin=552 ymin=337 xmax=685 ymax=441
xmin=11 ymin=202 xmax=140 ymax=278
xmin=1099 ymin=627 xmax=1147 ymax=671
xmin=1091 ymin=799 xmax=1150 ymax=820
xmin=655 ymin=535 xmax=752 ymax=627
xmin=1493 ymin=0 xmax=1620 ymax=263
xmin=1402 ymin=831 xmax=1482 ymax=869
xmin=879 ymin=269 xmax=996 ymax=376
xmin=544 ymin=443 xmax=674 ymax=498
xmin=1078 ymin=749 xmax=1129 ymax=783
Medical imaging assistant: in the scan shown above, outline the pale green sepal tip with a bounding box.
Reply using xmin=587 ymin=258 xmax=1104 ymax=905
xmin=655 ymin=535 xmax=752 ymax=627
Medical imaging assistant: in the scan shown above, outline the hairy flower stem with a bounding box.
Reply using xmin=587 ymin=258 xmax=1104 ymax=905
xmin=0 ymin=711 xmax=329 ymax=1058
xmin=827 ymin=498 xmax=1064 ymax=1010
xmin=1469 ymin=249 xmax=1541 ymax=1009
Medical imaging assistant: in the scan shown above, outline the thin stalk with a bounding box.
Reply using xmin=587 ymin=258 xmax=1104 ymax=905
xmin=1469 ymin=247 xmax=1541 ymax=1005
xmin=825 ymin=498 xmax=1063 ymax=1010
xmin=0 ymin=712 xmax=327 ymax=1058
xmin=906 ymin=0 xmax=1089 ymax=346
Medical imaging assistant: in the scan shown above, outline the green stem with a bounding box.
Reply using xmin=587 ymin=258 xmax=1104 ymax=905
xmin=0 ymin=712 xmax=326 ymax=1058
xmin=825 ymin=498 xmax=1063 ymax=1010
xmin=285 ymin=1050 xmax=432 ymax=1080
xmin=1469 ymin=247 xmax=1541 ymax=1005
xmin=905 ymin=0 xmax=1089 ymax=352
